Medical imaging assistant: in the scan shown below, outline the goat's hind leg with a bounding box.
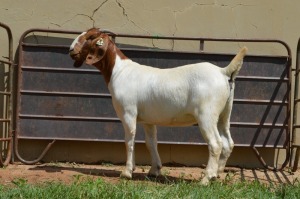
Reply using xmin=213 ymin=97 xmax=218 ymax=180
xmin=143 ymin=124 xmax=162 ymax=177
xmin=197 ymin=113 xmax=223 ymax=185
xmin=217 ymin=120 xmax=234 ymax=176
xmin=217 ymin=102 xmax=234 ymax=175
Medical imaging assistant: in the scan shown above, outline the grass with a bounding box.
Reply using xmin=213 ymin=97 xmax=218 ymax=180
xmin=0 ymin=176 xmax=300 ymax=199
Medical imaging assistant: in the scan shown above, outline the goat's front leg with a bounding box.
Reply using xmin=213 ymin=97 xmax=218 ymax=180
xmin=143 ymin=124 xmax=162 ymax=177
xmin=120 ymin=115 xmax=137 ymax=179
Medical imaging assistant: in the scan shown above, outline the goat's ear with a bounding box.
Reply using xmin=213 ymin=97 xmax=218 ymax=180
xmin=85 ymin=35 xmax=109 ymax=65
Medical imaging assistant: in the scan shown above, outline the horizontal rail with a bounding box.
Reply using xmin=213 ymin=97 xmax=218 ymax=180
xmin=19 ymin=114 xmax=120 ymax=122
xmin=230 ymin=122 xmax=288 ymax=128
xmin=293 ymin=68 xmax=300 ymax=76
xmin=295 ymin=98 xmax=300 ymax=103
xmin=234 ymin=99 xmax=288 ymax=105
xmin=18 ymin=28 xmax=291 ymax=59
xmin=19 ymin=31 xmax=292 ymax=45
xmin=0 ymin=59 xmax=13 ymax=65
xmin=19 ymin=28 xmax=291 ymax=60
xmin=0 ymin=91 xmax=11 ymax=95
xmin=236 ymin=76 xmax=288 ymax=82
xmin=22 ymin=43 xmax=70 ymax=49
xmin=20 ymin=90 xmax=288 ymax=105
xmin=0 ymin=118 xmax=11 ymax=122
xmin=19 ymin=114 xmax=288 ymax=128
xmin=20 ymin=90 xmax=111 ymax=98
xmin=21 ymin=66 xmax=289 ymax=83
xmin=21 ymin=66 xmax=98 ymax=73
xmin=21 ymin=43 xmax=291 ymax=61
xmin=14 ymin=136 xmax=286 ymax=148
xmin=0 ymin=138 xmax=12 ymax=141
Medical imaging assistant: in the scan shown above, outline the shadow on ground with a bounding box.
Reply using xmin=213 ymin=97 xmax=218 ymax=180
xmin=24 ymin=163 xmax=300 ymax=185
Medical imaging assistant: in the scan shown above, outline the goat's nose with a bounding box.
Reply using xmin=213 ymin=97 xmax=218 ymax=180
xmin=69 ymin=49 xmax=76 ymax=57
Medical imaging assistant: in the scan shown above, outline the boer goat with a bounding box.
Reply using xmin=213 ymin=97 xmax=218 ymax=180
xmin=69 ymin=28 xmax=247 ymax=185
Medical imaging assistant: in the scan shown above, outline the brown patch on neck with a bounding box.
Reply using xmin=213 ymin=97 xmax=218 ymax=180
xmin=93 ymin=39 xmax=128 ymax=85
xmin=116 ymin=47 xmax=127 ymax=60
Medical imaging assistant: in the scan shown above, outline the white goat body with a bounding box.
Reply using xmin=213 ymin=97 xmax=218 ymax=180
xmin=69 ymin=29 xmax=247 ymax=185
xmin=110 ymin=58 xmax=231 ymax=127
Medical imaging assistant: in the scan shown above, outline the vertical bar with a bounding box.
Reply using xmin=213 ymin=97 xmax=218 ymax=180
xmin=0 ymin=22 xmax=13 ymax=166
xmin=200 ymin=40 xmax=204 ymax=52
xmin=292 ymin=146 xmax=300 ymax=172
xmin=291 ymin=38 xmax=300 ymax=169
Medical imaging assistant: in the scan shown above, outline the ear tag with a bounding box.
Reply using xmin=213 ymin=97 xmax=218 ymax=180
xmin=96 ymin=38 xmax=104 ymax=46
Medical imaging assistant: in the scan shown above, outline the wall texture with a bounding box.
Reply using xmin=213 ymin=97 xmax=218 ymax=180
xmin=1 ymin=0 xmax=300 ymax=168
xmin=1 ymin=0 xmax=300 ymax=54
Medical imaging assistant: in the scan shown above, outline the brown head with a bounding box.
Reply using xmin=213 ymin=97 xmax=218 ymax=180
xmin=69 ymin=28 xmax=127 ymax=84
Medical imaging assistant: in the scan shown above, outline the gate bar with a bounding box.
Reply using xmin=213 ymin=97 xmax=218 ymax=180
xmin=0 ymin=22 xmax=13 ymax=167
xmin=291 ymin=38 xmax=300 ymax=171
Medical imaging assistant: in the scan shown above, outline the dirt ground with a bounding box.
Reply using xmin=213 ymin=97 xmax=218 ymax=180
xmin=1 ymin=162 xmax=300 ymax=186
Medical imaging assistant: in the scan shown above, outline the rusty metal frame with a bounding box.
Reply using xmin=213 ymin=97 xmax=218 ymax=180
xmin=0 ymin=22 xmax=13 ymax=166
xmin=291 ymin=38 xmax=300 ymax=172
xmin=14 ymin=28 xmax=292 ymax=170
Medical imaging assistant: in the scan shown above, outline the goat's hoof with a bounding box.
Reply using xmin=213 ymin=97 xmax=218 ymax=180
xmin=147 ymin=172 xmax=160 ymax=178
xmin=120 ymin=170 xmax=132 ymax=179
xmin=148 ymin=168 xmax=161 ymax=177
xmin=217 ymin=168 xmax=225 ymax=176
xmin=200 ymin=177 xmax=210 ymax=186
xmin=201 ymin=176 xmax=217 ymax=185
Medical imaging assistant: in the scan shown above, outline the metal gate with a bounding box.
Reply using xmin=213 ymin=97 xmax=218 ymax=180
xmin=291 ymin=38 xmax=300 ymax=171
xmin=0 ymin=22 xmax=13 ymax=166
xmin=13 ymin=28 xmax=292 ymax=170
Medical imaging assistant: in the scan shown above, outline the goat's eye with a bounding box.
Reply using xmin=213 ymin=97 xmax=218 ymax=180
xmin=87 ymin=44 xmax=95 ymax=52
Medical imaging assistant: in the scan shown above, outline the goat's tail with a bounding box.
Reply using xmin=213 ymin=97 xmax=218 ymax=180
xmin=222 ymin=46 xmax=248 ymax=81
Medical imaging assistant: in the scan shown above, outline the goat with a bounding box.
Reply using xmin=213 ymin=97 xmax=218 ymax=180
xmin=69 ymin=28 xmax=247 ymax=185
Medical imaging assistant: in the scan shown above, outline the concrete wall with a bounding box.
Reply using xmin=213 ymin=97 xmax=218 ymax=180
xmin=1 ymin=0 xmax=300 ymax=168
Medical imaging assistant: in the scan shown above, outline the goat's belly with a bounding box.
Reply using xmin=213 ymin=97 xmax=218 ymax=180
xmin=137 ymin=113 xmax=197 ymax=127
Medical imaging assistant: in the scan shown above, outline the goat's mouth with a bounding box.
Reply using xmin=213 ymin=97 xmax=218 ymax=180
xmin=73 ymin=60 xmax=84 ymax=68
xmin=70 ymin=51 xmax=84 ymax=67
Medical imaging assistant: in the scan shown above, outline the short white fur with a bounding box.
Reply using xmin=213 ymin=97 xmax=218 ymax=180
xmin=70 ymin=32 xmax=86 ymax=51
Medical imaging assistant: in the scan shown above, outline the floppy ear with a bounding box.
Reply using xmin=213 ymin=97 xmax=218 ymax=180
xmin=85 ymin=35 xmax=109 ymax=65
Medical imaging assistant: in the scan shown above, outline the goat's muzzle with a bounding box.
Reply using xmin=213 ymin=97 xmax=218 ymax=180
xmin=69 ymin=50 xmax=84 ymax=68
xmin=69 ymin=50 xmax=79 ymax=59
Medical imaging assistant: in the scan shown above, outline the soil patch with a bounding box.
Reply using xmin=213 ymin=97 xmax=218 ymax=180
xmin=0 ymin=162 xmax=299 ymax=186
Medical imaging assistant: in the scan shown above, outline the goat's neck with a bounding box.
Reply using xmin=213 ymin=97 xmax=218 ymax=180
xmin=93 ymin=41 xmax=127 ymax=85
